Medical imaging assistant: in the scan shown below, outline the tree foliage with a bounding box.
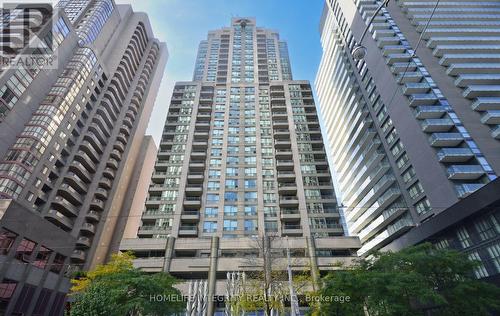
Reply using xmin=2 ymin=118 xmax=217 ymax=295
xmin=311 ymin=243 xmax=500 ymax=316
xmin=69 ymin=252 xmax=184 ymax=316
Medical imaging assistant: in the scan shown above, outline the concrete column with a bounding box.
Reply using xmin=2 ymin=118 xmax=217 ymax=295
xmin=306 ymin=236 xmax=320 ymax=290
xmin=162 ymin=236 xmax=175 ymax=272
xmin=207 ymin=236 xmax=219 ymax=316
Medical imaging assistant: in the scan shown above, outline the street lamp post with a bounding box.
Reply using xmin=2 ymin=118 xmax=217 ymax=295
xmin=352 ymin=0 xmax=391 ymax=60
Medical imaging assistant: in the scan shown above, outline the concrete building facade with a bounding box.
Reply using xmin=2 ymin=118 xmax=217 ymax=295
xmin=0 ymin=0 xmax=166 ymax=313
xmin=120 ymin=17 xmax=360 ymax=314
xmin=315 ymin=0 xmax=500 ymax=261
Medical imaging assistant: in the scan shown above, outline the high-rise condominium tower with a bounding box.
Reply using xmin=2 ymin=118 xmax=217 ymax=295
xmin=316 ymin=0 xmax=500 ymax=263
xmin=120 ymin=17 xmax=360 ymax=314
xmin=0 ymin=0 xmax=167 ymax=313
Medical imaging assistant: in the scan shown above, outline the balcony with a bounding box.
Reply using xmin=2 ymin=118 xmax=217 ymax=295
xmin=455 ymin=74 xmax=500 ymax=88
xmin=99 ymin=177 xmax=112 ymax=189
xmin=52 ymin=196 xmax=79 ymax=217
xmin=110 ymin=149 xmax=122 ymax=160
xmin=181 ymin=211 xmax=200 ymax=221
xmin=76 ymin=236 xmax=92 ymax=248
xmin=415 ymin=106 xmax=446 ymax=119
xmin=85 ymin=210 xmax=101 ymax=222
xmin=81 ymin=223 xmax=96 ymax=235
xmin=185 ymin=185 xmax=203 ymax=195
xmin=403 ymin=82 xmax=430 ymax=95
xmin=80 ymin=141 xmax=100 ymax=162
xmin=274 ymin=140 xmax=291 ymax=148
xmin=107 ymin=158 xmax=119 ymax=170
xmin=277 ymin=171 xmax=295 ymax=180
xmin=421 ymin=118 xmax=454 ymax=132
xmin=187 ymin=172 xmax=204 ymax=183
xmin=90 ymin=198 xmax=105 ymax=211
xmin=103 ymin=167 xmax=116 ymax=179
xmin=408 ymin=93 xmax=438 ymax=107
xmin=184 ymin=196 xmax=201 ymax=208
xmin=493 ymin=126 xmax=500 ymax=139
xmin=278 ymin=183 xmax=297 ymax=194
xmin=437 ymin=148 xmax=474 ymax=163
xmin=480 ymin=110 xmax=500 ymax=125
xmin=447 ymin=165 xmax=485 ymax=180
xmin=178 ymin=226 xmax=198 ymax=237
xmin=58 ymin=183 xmax=83 ymax=205
xmin=280 ymin=209 xmax=301 ymax=219
xmin=189 ymin=162 xmax=205 ymax=171
xmin=279 ymin=196 xmax=299 ymax=206
xmin=69 ymin=161 xmax=92 ymax=182
xmin=276 ymin=160 xmax=294 ymax=169
xmin=396 ymin=71 xmax=423 ymax=83
xmin=447 ymin=63 xmax=500 ymax=77
xmin=275 ymin=149 xmax=293 ymax=158
xmin=390 ymin=62 xmax=417 ymax=74
xmin=429 ymin=133 xmax=463 ymax=147
xmin=192 ymin=141 xmax=208 ymax=149
xmin=471 ymin=97 xmax=500 ymax=112
xmin=65 ymin=172 xmax=88 ymax=192
xmin=45 ymin=210 xmax=73 ymax=231
xmin=282 ymin=225 xmax=302 ymax=236
xmin=191 ymin=151 xmax=207 ymax=159
xmin=456 ymin=183 xmax=485 ymax=198
xmin=71 ymin=250 xmax=86 ymax=262
xmin=95 ymin=188 xmax=108 ymax=200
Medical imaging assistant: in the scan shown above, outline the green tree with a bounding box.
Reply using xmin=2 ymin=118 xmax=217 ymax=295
xmin=312 ymin=243 xmax=500 ymax=316
xmin=69 ymin=252 xmax=184 ymax=316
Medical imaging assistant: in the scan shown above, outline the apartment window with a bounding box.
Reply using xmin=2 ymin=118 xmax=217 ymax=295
xmin=396 ymin=153 xmax=409 ymax=169
xmin=487 ymin=242 xmax=500 ymax=273
xmin=265 ymin=221 xmax=278 ymax=231
xmin=50 ymin=253 xmax=66 ymax=274
xmin=263 ymin=180 xmax=274 ymax=190
xmin=243 ymin=147 xmax=256 ymax=155
xmin=206 ymin=194 xmax=219 ymax=203
xmin=390 ymin=140 xmax=404 ymax=157
xmin=402 ymin=167 xmax=416 ymax=184
xmin=0 ymin=279 xmax=18 ymax=308
xmin=15 ymin=238 xmax=36 ymax=263
xmin=161 ymin=191 xmax=178 ymax=201
xmin=212 ymin=139 xmax=223 ymax=146
xmin=227 ymin=156 xmax=239 ymax=165
xmin=224 ymin=205 xmax=238 ymax=216
xmin=408 ymin=182 xmax=424 ymax=199
xmin=434 ymin=239 xmax=449 ymax=250
xmin=264 ymin=193 xmax=276 ymax=203
xmin=244 ymin=206 xmax=257 ymax=216
xmin=468 ymin=252 xmax=489 ymax=278
xmin=207 ymin=181 xmax=220 ymax=191
xmin=209 ymin=170 xmax=221 ymax=179
xmin=474 ymin=215 xmax=500 ymax=241
xmin=244 ymin=192 xmax=257 ymax=202
xmin=244 ymin=220 xmax=257 ymax=231
xmin=203 ymin=221 xmax=218 ymax=233
xmin=223 ymin=220 xmax=238 ymax=231
xmin=245 ymin=179 xmax=256 ymax=189
xmin=210 ymin=159 xmax=222 ymax=167
xmin=245 ymin=168 xmax=257 ymax=177
xmin=456 ymin=227 xmax=472 ymax=248
xmin=32 ymin=246 xmax=52 ymax=269
xmin=225 ymin=179 xmax=238 ymax=189
xmin=204 ymin=207 xmax=218 ymax=218
xmin=0 ymin=229 xmax=17 ymax=255
xmin=224 ymin=192 xmax=238 ymax=202
xmin=226 ymin=167 xmax=238 ymax=177
xmin=228 ymin=146 xmax=239 ymax=154
xmin=414 ymin=198 xmax=431 ymax=215
xmin=211 ymin=148 xmax=222 ymax=156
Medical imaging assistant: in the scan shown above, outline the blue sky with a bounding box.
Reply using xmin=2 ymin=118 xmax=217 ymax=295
xmin=116 ymin=0 xmax=325 ymax=143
